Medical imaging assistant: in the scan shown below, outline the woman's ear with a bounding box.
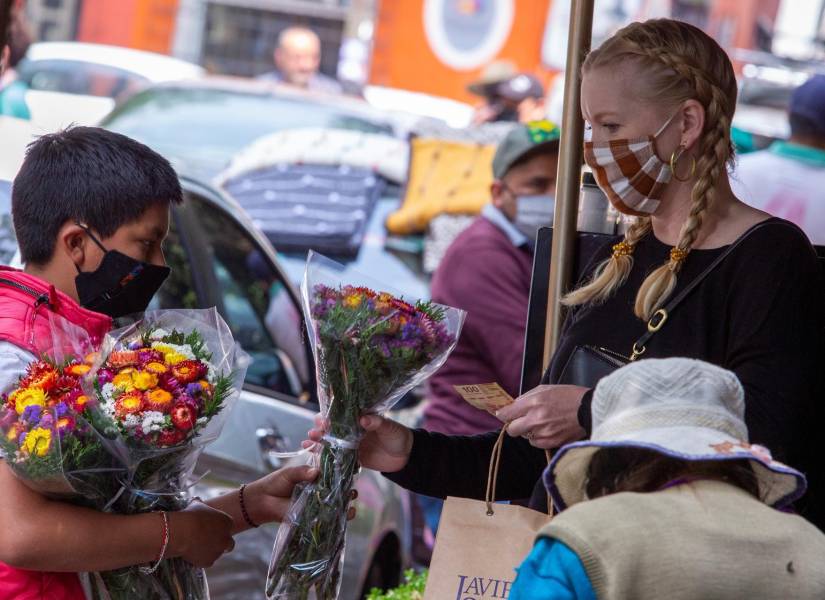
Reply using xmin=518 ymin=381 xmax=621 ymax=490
xmin=680 ymin=99 xmax=705 ymax=152
xmin=57 ymin=222 xmax=90 ymax=271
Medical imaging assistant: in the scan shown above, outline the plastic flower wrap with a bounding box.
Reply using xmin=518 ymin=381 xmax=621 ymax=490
xmin=266 ymin=252 xmax=465 ymax=600
xmin=82 ymin=308 xmax=249 ymax=600
xmin=0 ymin=354 xmax=120 ymax=503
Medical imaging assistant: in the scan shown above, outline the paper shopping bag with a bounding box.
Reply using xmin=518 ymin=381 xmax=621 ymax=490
xmin=423 ymin=495 xmax=550 ymax=599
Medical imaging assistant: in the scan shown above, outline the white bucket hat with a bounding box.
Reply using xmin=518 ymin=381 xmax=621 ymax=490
xmin=546 ymin=358 xmax=806 ymax=511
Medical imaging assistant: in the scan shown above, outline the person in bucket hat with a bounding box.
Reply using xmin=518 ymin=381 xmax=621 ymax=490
xmin=511 ymin=358 xmax=825 ymax=600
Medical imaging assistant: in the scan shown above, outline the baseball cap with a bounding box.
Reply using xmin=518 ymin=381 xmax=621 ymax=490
xmin=789 ymin=75 xmax=825 ymax=135
xmin=496 ymin=73 xmax=545 ymax=102
xmin=467 ymin=60 xmax=517 ymax=97
xmin=492 ymin=120 xmax=561 ymax=179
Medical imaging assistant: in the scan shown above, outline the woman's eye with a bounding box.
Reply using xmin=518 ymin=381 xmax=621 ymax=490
xmin=603 ymin=123 xmax=621 ymax=133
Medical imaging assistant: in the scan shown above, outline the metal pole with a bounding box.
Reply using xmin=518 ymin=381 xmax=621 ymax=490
xmin=542 ymin=0 xmax=594 ymax=370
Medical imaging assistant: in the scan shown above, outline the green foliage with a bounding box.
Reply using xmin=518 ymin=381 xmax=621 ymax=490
xmin=366 ymin=570 xmax=428 ymax=600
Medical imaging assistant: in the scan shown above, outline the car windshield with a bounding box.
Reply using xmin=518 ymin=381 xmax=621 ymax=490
xmin=102 ymin=87 xmax=393 ymax=179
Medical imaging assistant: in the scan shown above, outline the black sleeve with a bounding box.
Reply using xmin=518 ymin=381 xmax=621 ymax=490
xmin=576 ymin=389 xmax=594 ymax=433
xmin=383 ymin=428 xmax=547 ymax=501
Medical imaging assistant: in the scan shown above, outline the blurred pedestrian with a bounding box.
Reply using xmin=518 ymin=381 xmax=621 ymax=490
xmin=732 ymin=75 xmax=825 ymax=244
xmin=258 ymin=26 xmax=342 ymax=94
xmin=496 ymin=73 xmax=547 ymax=123
xmin=511 ymin=358 xmax=825 ymax=600
xmin=0 ymin=0 xmax=11 ymax=65
xmin=0 ymin=9 xmax=32 ymax=119
xmin=467 ymin=60 xmax=516 ymax=124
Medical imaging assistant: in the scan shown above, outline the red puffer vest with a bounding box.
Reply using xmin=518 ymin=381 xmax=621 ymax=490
xmin=0 ymin=267 xmax=111 ymax=600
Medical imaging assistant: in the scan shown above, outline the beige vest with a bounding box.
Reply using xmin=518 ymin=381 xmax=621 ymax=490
xmin=539 ymin=480 xmax=825 ymax=600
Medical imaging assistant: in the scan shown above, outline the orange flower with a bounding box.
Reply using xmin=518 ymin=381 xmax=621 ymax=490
xmin=145 ymin=388 xmax=174 ymax=411
xmin=115 ymin=391 xmax=144 ymax=418
xmin=113 ymin=372 xmax=136 ymax=392
xmin=144 ymin=361 xmax=169 ymax=375
xmin=22 ymin=363 xmax=59 ymax=392
xmin=65 ymin=363 xmax=91 ymax=377
xmin=109 ymin=351 xmax=139 ymax=369
xmin=84 ymin=352 xmax=101 ymax=365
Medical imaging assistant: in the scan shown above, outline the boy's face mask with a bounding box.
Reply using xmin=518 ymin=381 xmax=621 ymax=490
xmin=514 ymin=194 xmax=555 ymax=247
xmin=583 ymin=112 xmax=679 ymax=216
xmin=74 ymin=224 xmax=170 ymax=319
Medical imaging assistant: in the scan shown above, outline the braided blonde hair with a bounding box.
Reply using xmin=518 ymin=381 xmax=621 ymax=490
xmin=563 ymin=19 xmax=738 ymax=321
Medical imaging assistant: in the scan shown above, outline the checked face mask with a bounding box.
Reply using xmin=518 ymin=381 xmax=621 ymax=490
xmin=583 ymin=112 xmax=678 ymax=216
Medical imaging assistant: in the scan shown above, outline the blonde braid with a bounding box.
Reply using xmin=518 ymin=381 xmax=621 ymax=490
xmin=630 ymin=47 xmax=733 ymax=319
xmin=562 ymin=218 xmax=651 ymax=307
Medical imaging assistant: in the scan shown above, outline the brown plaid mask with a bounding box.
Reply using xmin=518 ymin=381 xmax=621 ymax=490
xmin=583 ymin=113 xmax=677 ymax=216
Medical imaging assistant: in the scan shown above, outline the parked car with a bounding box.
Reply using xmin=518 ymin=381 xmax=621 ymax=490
xmin=0 ymin=176 xmax=411 ymax=599
xmin=100 ymin=78 xmax=430 ymax=300
xmin=15 ymin=42 xmax=205 ymax=131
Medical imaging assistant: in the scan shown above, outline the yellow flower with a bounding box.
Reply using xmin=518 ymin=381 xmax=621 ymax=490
xmin=113 ymin=372 xmax=136 ymax=392
xmin=152 ymin=344 xmax=176 ymax=356
xmin=343 ymin=294 xmax=362 ymax=308
xmin=66 ymin=363 xmax=92 ymax=377
xmin=5 ymin=423 xmax=21 ymax=442
xmin=23 ymin=427 xmax=52 ymax=457
xmin=14 ymin=387 xmax=47 ymax=415
xmin=132 ymin=371 xmax=159 ymax=391
xmin=145 ymin=361 xmax=168 ymax=375
xmin=165 ymin=353 xmax=187 ymax=366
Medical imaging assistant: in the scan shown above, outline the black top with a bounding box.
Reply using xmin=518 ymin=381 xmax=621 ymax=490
xmin=386 ymin=218 xmax=825 ymax=527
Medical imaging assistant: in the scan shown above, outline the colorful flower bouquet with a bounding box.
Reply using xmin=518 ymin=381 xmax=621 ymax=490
xmin=266 ymin=252 xmax=465 ymax=600
xmin=0 ymin=309 xmax=248 ymax=600
xmin=84 ymin=309 xmax=248 ymax=600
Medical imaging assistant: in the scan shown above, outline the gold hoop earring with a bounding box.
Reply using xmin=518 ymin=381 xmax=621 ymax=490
xmin=670 ymin=145 xmax=696 ymax=182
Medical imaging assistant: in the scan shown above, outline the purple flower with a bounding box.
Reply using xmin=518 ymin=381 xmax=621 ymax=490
xmin=54 ymin=402 xmax=69 ymax=417
xmin=185 ymin=383 xmax=203 ymax=397
xmin=22 ymin=404 xmax=42 ymax=425
xmin=40 ymin=414 xmax=54 ymax=428
xmin=128 ymin=340 xmax=143 ymax=351
xmin=17 ymin=431 xmax=27 ymax=446
xmin=98 ymin=369 xmax=115 ymax=385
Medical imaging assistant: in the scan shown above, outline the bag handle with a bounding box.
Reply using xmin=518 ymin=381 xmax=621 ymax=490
xmin=629 ymin=219 xmax=779 ymax=361
xmin=486 ymin=424 xmax=554 ymax=517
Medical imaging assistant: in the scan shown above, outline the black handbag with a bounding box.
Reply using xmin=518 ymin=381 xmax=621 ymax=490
xmin=557 ymin=220 xmax=778 ymax=389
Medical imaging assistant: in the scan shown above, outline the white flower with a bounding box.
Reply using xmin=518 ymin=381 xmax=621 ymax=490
xmin=196 ymin=417 xmax=208 ymax=426
xmin=151 ymin=341 xmax=196 ymax=360
xmin=150 ymin=328 xmax=171 ymax=340
xmin=141 ymin=411 xmax=166 ymax=435
xmin=123 ymin=414 xmax=141 ymax=430
xmin=101 ymin=383 xmax=115 ymax=402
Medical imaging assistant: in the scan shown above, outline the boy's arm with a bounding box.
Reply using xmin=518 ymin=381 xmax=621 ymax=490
xmin=0 ymin=462 xmax=234 ymax=572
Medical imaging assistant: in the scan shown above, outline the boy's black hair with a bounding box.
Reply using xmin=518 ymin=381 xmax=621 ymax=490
xmin=12 ymin=126 xmax=183 ymax=265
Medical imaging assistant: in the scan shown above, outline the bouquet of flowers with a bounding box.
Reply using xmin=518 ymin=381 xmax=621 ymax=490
xmin=266 ymin=252 xmax=465 ymax=600
xmin=0 ymin=354 xmax=121 ymax=503
xmin=0 ymin=309 xmax=248 ymax=600
xmin=84 ymin=309 xmax=248 ymax=600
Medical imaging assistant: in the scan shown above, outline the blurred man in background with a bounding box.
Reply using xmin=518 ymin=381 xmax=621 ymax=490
xmin=469 ymin=66 xmax=547 ymax=125
xmin=733 ymin=75 xmax=825 ymax=244
xmin=416 ymin=121 xmax=559 ymax=536
xmin=468 ymin=60 xmax=517 ymax=125
xmin=259 ymin=26 xmax=342 ymax=94
xmin=0 ymin=0 xmax=14 ymax=73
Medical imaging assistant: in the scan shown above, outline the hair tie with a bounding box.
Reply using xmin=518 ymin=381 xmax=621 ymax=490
xmin=670 ymin=247 xmax=689 ymax=264
xmin=612 ymin=241 xmax=633 ymax=259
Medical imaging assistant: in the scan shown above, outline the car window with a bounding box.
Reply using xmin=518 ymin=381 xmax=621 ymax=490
xmin=186 ymin=196 xmax=309 ymax=397
xmin=149 ymin=215 xmax=199 ymax=311
xmin=18 ymin=59 xmax=147 ymax=100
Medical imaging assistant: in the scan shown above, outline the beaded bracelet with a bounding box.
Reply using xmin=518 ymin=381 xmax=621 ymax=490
xmin=239 ymin=484 xmax=259 ymax=528
xmin=139 ymin=511 xmax=170 ymax=575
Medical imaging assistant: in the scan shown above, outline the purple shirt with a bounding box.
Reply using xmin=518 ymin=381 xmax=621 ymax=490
xmin=424 ymin=215 xmax=533 ymax=435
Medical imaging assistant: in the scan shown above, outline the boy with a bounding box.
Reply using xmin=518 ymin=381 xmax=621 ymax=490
xmin=0 ymin=127 xmax=318 ymax=598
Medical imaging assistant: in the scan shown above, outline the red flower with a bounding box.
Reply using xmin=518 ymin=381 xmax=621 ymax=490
xmin=170 ymin=403 xmax=196 ymax=432
xmin=171 ymin=360 xmax=206 ymax=385
xmin=21 ymin=362 xmax=59 ymax=392
xmin=158 ymin=428 xmax=186 ymax=447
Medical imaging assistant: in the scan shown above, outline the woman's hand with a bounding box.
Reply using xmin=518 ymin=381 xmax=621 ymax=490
xmin=242 ymin=465 xmax=320 ymax=527
xmin=495 ymin=385 xmax=589 ymax=449
xmin=304 ymin=414 xmax=414 ymax=473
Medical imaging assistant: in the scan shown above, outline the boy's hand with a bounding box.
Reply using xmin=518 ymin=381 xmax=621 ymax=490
xmin=169 ymin=501 xmax=234 ymax=567
xmin=243 ymin=465 xmax=358 ymax=526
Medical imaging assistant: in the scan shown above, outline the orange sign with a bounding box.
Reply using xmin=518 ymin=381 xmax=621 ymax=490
xmin=370 ymin=0 xmax=554 ymax=104
xmin=77 ymin=0 xmax=179 ymax=54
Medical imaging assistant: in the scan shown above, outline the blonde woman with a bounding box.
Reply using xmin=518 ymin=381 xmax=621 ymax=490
xmin=307 ymin=20 xmax=824 ymax=528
